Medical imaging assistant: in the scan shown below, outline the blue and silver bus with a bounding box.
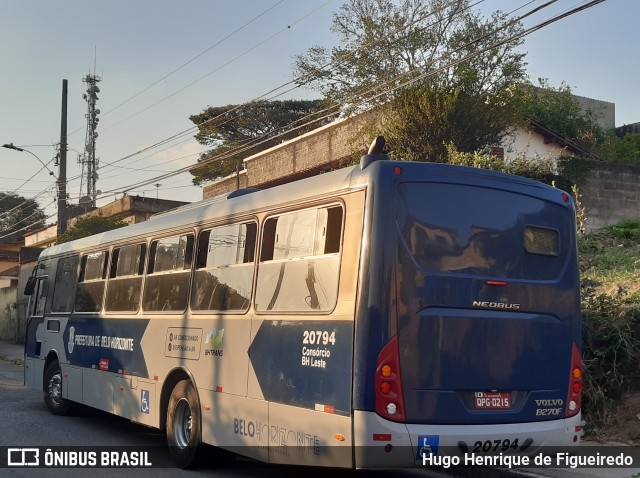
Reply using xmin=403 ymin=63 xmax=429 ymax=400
xmin=23 ymin=141 xmax=582 ymax=468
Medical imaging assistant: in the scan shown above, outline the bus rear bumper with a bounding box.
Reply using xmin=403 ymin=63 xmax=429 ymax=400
xmin=353 ymin=410 xmax=582 ymax=468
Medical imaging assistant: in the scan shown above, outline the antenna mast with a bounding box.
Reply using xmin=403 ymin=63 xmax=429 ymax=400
xmin=79 ymin=68 xmax=101 ymax=208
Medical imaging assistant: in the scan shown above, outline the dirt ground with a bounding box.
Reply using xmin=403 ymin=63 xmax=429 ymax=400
xmin=596 ymin=393 xmax=640 ymax=445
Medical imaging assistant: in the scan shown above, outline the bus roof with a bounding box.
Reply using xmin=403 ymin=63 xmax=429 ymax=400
xmin=40 ymin=164 xmax=361 ymax=260
xmin=39 ymin=160 xmax=558 ymax=260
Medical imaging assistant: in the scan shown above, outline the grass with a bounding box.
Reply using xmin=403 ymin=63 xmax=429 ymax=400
xmin=0 ymin=353 xmax=23 ymax=367
xmin=579 ymin=220 xmax=640 ymax=435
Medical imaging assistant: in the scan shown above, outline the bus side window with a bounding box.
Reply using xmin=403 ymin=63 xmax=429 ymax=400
xmin=51 ymin=255 xmax=80 ymax=313
xmin=105 ymin=243 xmax=146 ymax=312
xmin=75 ymin=251 xmax=109 ymax=313
xmin=255 ymin=205 xmax=343 ymax=312
xmin=191 ymin=222 xmax=256 ymax=312
xmin=143 ymin=234 xmax=193 ymax=312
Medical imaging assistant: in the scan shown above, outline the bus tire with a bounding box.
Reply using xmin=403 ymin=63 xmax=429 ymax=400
xmin=166 ymin=380 xmax=202 ymax=468
xmin=43 ymin=360 xmax=75 ymax=415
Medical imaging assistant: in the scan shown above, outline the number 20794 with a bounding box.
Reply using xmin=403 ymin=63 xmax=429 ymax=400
xmin=302 ymin=330 xmax=336 ymax=346
xmin=472 ymin=439 xmax=522 ymax=453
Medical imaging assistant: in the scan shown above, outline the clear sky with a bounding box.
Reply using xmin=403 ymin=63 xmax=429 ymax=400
xmin=0 ymin=0 xmax=636 ymax=225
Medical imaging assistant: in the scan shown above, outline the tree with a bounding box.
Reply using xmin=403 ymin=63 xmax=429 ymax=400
xmin=57 ymin=215 xmax=127 ymax=244
xmin=294 ymin=0 xmax=526 ymax=108
xmin=189 ymin=99 xmax=329 ymax=185
xmin=0 ymin=193 xmax=46 ymax=240
xmin=519 ymin=79 xmax=605 ymax=153
xmin=601 ymin=133 xmax=640 ymax=166
xmin=382 ymin=79 xmax=522 ymax=162
xmin=293 ymin=0 xmax=527 ymax=162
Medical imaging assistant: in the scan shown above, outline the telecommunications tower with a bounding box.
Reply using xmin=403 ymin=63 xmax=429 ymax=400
xmin=79 ymin=73 xmax=101 ymax=207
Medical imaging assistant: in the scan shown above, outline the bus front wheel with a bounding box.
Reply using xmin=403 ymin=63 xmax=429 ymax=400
xmin=167 ymin=380 xmax=202 ymax=468
xmin=43 ymin=360 xmax=75 ymax=415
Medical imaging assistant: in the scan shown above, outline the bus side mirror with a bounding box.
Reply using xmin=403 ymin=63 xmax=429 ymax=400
xmin=24 ymin=276 xmax=37 ymax=296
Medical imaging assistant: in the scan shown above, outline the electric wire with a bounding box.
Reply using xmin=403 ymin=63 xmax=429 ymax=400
xmin=66 ymin=0 xmax=288 ymax=140
xmin=1 ymin=0 xmax=604 ymax=238
xmin=96 ymin=0 xmax=561 ymax=196
xmin=97 ymin=0 xmax=604 ymax=197
xmin=89 ymin=0 xmax=475 ymax=178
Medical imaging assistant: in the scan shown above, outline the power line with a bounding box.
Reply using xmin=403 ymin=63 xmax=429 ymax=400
xmin=0 ymin=0 xmax=604 ymax=239
xmin=89 ymin=0 xmax=469 ymax=178
xmin=97 ymin=0 xmax=604 ymax=198
xmin=0 ymin=0 xmax=540 ymax=217
xmin=66 ymin=0 xmax=288 ymax=140
xmin=0 ymin=211 xmax=57 ymax=240
xmin=95 ymin=0 xmax=336 ymax=138
xmin=63 ymin=0 xmax=466 ymax=191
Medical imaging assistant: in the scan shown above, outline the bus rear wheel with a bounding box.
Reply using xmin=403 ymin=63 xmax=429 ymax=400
xmin=43 ymin=360 xmax=75 ymax=415
xmin=167 ymin=380 xmax=202 ymax=468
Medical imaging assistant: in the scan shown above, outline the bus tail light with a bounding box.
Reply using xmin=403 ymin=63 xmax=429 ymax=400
xmin=375 ymin=335 xmax=406 ymax=422
xmin=566 ymin=342 xmax=582 ymax=417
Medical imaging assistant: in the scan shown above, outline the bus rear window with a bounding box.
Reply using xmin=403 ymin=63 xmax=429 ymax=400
xmin=524 ymin=226 xmax=559 ymax=256
xmin=396 ymin=183 xmax=569 ymax=280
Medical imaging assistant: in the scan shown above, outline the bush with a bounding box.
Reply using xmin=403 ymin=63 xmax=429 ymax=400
xmin=581 ymin=283 xmax=640 ymax=430
xmin=603 ymin=220 xmax=640 ymax=240
xmin=579 ymin=224 xmax=640 ymax=433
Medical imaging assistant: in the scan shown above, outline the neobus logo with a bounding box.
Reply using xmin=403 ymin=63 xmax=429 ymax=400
xmin=472 ymin=301 xmax=521 ymax=310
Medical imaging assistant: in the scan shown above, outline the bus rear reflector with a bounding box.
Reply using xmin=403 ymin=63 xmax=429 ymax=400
xmin=566 ymin=342 xmax=582 ymax=417
xmin=375 ymin=335 xmax=406 ymax=422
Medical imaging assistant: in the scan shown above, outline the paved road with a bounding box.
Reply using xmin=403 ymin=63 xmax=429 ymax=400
xmin=3 ymin=344 xmax=637 ymax=478
xmin=0 ymin=354 xmax=460 ymax=478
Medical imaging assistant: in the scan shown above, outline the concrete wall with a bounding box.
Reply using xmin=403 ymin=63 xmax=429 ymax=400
xmin=572 ymin=94 xmax=615 ymax=130
xmin=580 ymin=163 xmax=640 ymax=232
xmin=0 ymin=287 xmax=17 ymax=342
xmin=68 ymin=196 xmax=189 ymax=227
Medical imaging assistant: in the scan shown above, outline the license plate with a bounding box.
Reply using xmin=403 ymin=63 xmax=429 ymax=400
xmin=474 ymin=391 xmax=511 ymax=409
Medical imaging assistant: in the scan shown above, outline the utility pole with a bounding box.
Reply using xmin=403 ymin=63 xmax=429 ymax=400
xmin=58 ymin=79 xmax=68 ymax=236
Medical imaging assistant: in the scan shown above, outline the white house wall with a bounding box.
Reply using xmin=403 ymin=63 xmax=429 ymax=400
xmin=502 ymin=127 xmax=570 ymax=162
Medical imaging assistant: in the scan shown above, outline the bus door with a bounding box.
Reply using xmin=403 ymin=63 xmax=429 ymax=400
xmin=24 ymin=273 xmax=48 ymax=387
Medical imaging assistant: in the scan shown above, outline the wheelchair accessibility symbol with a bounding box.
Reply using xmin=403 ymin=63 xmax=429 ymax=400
xmin=416 ymin=435 xmax=439 ymax=459
xmin=141 ymin=389 xmax=150 ymax=414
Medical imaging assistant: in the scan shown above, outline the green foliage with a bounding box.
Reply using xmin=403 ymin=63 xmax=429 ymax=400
xmin=603 ymin=220 xmax=640 ymax=240
xmin=578 ymin=224 xmax=640 ymax=433
xmin=446 ymin=145 xmax=558 ymax=183
xmin=189 ymin=99 xmax=328 ymax=185
xmin=0 ymin=192 xmax=46 ymax=240
xmin=382 ymin=81 xmax=520 ymax=163
xmin=445 ymin=145 xmax=507 ymax=171
xmin=599 ymin=133 xmax=640 ymax=166
xmin=294 ymin=0 xmax=527 ymax=107
xmin=581 ymin=283 xmax=640 ymax=430
xmin=57 ymin=215 xmax=127 ymax=244
xmin=518 ymin=79 xmax=605 ymax=153
xmin=571 ymin=184 xmax=586 ymax=236
xmin=295 ymin=0 xmax=531 ymax=166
